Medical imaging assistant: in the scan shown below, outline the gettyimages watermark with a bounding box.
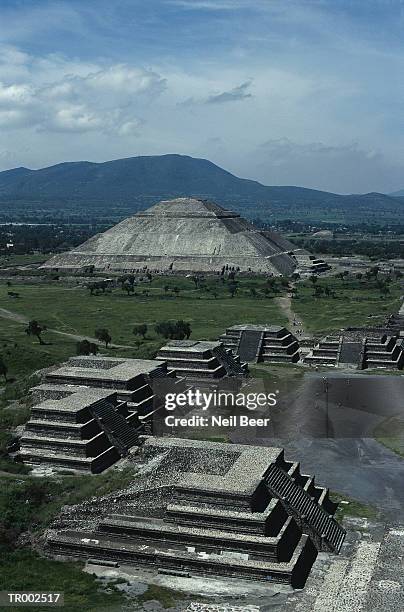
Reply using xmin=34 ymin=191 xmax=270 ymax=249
xmin=150 ymin=374 xmax=404 ymax=439
xmin=163 ymin=387 xmax=279 ymax=428
xmin=150 ymin=377 xmax=280 ymax=435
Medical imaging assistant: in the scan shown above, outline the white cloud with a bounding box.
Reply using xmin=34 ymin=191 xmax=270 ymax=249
xmin=243 ymin=138 xmax=404 ymax=194
xmin=0 ymin=47 xmax=165 ymax=135
xmin=206 ymin=80 xmax=253 ymax=104
xmin=0 ymin=82 xmax=34 ymax=107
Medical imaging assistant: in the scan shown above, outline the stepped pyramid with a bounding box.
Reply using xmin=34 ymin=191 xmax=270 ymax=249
xmin=43 ymin=197 xmax=301 ymax=275
xmin=46 ymin=437 xmax=345 ymax=588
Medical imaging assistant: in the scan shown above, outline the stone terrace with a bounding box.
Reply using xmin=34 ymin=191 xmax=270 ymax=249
xmin=220 ymin=324 xmax=300 ymax=364
xmin=46 ymin=436 xmax=345 ymax=587
xmin=156 ymin=340 xmax=247 ymax=379
xmin=20 ymin=357 xmax=175 ymax=473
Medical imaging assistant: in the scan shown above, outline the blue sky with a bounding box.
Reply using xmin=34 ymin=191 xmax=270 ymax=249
xmin=1 ymin=0 xmax=404 ymax=193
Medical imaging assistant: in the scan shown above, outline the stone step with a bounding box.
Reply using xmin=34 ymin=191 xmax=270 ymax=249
xmin=264 ymin=463 xmax=345 ymax=553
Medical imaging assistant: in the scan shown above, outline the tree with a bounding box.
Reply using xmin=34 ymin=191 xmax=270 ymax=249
xmin=266 ymin=277 xmax=276 ymax=290
xmin=87 ymin=281 xmax=108 ymax=295
xmin=0 ymin=356 xmax=8 ymax=382
xmin=133 ymin=323 xmax=148 ymax=339
xmin=25 ymin=320 xmax=46 ymax=345
xmin=76 ymin=340 xmax=98 ymax=356
xmin=228 ymin=282 xmax=238 ymax=298
xmin=95 ymin=328 xmax=111 ymax=348
xmin=177 ymin=320 xmax=191 ymax=339
xmin=154 ymin=320 xmax=191 ymax=340
xmin=122 ymin=280 xmax=134 ymax=296
xmin=154 ymin=321 xmax=172 ymax=339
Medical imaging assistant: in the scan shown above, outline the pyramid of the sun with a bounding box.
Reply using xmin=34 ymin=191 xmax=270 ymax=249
xmin=44 ymin=197 xmax=299 ymax=275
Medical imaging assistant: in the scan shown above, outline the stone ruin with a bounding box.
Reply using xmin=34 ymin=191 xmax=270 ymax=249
xmin=220 ymin=325 xmax=300 ymax=364
xmin=304 ymin=334 xmax=404 ymax=370
xmin=156 ymin=340 xmax=248 ymax=379
xmin=304 ymin=336 xmax=342 ymax=367
xmin=19 ymin=356 xmax=174 ymax=473
xmin=42 ymin=197 xmax=324 ymax=276
xmin=361 ymin=335 xmax=404 ymax=370
xmin=45 ymin=436 xmax=345 ymax=589
xmin=19 ymin=346 xmax=250 ymax=473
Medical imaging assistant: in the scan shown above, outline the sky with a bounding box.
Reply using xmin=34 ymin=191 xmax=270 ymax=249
xmin=1 ymin=0 xmax=404 ymax=193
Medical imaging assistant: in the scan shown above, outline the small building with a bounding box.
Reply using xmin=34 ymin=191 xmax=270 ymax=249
xmin=304 ymin=336 xmax=342 ymax=367
xmin=45 ymin=355 xmax=169 ymax=393
xmin=156 ymin=340 xmax=248 ymax=379
xmin=220 ymin=324 xmax=300 ymax=364
xmin=20 ymin=356 xmax=176 ymax=473
xmin=361 ymin=335 xmax=404 ymax=370
xmin=19 ymin=388 xmax=139 ymax=473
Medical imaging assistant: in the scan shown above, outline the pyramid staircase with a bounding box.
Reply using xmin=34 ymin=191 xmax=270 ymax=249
xmin=264 ymin=463 xmax=345 ymax=553
xmin=212 ymin=344 xmax=248 ymax=375
xmin=237 ymin=330 xmax=263 ymax=362
xmin=90 ymin=399 xmax=140 ymax=456
xmin=220 ymin=325 xmax=300 ymax=364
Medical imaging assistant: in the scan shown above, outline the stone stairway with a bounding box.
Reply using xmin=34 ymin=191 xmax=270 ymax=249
xmin=90 ymin=399 xmax=139 ymax=456
xmin=237 ymin=330 xmax=263 ymax=362
xmin=264 ymin=463 xmax=345 ymax=553
xmin=212 ymin=344 xmax=247 ymax=375
xmin=338 ymin=341 xmax=362 ymax=366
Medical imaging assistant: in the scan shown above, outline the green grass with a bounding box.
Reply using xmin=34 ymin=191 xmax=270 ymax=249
xmin=0 ymin=464 xmax=186 ymax=611
xmin=0 ymin=254 xmax=48 ymax=267
xmin=0 ymin=549 xmax=127 ymax=612
xmin=0 ymin=278 xmax=287 ymax=394
xmin=0 ymin=278 xmax=287 ymax=344
xmin=292 ymin=276 xmax=402 ymax=334
xmin=0 ymin=467 xmax=138 ymax=538
xmin=373 ymin=416 xmax=404 ymax=458
xmin=333 ymin=491 xmax=380 ymax=522
xmin=138 ymin=584 xmax=183 ymax=608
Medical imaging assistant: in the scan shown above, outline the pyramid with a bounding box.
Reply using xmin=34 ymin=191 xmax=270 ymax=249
xmin=44 ymin=197 xmax=299 ymax=275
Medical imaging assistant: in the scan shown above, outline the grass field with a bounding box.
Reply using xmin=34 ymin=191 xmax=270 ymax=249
xmin=0 ymin=277 xmax=287 ymax=387
xmin=0 ymin=254 xmax=48 ymax=267
xmin=292 ymin=276 xmax=402 ymax=333
xmin=0 ymin=276 xmax=287 ymax=341
xmin=0 ymin=549 xmax=127 ymax=612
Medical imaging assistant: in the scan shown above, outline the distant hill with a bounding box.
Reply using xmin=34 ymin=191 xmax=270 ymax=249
xmin=390 ymin=188 xmax=404 ymax=197
xmin=0 ymin=154 xmax=403 ymax=223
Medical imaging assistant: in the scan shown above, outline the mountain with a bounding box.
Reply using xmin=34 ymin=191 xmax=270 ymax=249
xmin=390 ymin=188 xmax=404 ymax=197
xmin=0 ymin=154 xmax=334 ymax=202
xmin=0 ymin=154 xmax=402 ymax=223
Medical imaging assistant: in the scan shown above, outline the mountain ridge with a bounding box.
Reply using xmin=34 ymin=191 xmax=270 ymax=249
xmin=0 ymin=154 xmax=402 ymax=222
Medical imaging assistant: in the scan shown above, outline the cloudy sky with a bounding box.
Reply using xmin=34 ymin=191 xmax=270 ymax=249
xmin=1 ymin=0 xmax=404 ymax=193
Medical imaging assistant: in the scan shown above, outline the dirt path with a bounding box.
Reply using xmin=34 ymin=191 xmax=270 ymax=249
xmin=0 ymin=307 xmax=136 ymax=350
xmin=275 ymin=291 xmax=312 ymax=340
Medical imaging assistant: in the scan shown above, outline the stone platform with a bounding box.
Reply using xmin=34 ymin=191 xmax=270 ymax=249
xmin=220 ymin=325 xmax=300 ymax=364
xmin=20 ymin=357 xmax=175 ymax=473
xmin=156 ymin=340 xmax=248 ymax=379
xmin=46 ymin=436 xmax=345 ymax=587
